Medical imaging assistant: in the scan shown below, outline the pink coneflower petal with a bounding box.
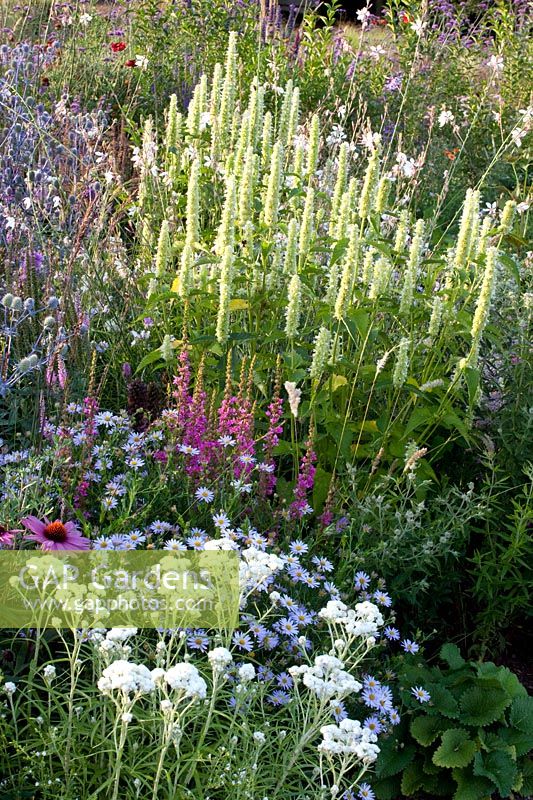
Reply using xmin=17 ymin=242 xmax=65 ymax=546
xmin=21 ymin=516 xmax=47 ymax=536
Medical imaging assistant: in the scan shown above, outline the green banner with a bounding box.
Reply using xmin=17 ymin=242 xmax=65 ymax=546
xmin=0 ymin=551 xmax=240 ymax=630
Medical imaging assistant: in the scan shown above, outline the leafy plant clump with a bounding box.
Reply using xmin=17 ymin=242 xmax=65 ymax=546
xmin=373 ymin=644 xmax=533 ymax=800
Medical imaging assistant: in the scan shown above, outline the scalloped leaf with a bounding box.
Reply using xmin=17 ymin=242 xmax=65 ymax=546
xmin=473 ymin=750 xmax=517 ymax=797
xmin=440 ymin=643 xmax=466 ymax=670
xmin=477 ymin=662 xmax=527 ymax=698
xmin=426 ymin=683 xmax=460 ymax=718
xmin=433 ymin=729 xmax=477 ymax=769
xmin=460 ymin=685 xmax=511 ymax=726
xmin=375 ymin=738 xmax=416 ymax=779
xmin=452 ymin=768 xmax=495 ymax=800
xmin=372 ymin=776 xmax=402 ymax=800
xmin=410 ymin=715 xmax=444 ymax=746
xmin=509 ymin=695 xmax=533 ymax=733
xmin=498 ymin=727 xmax=533 ymax=758
xmin=401 ymin=761 xmax=426 ymax=796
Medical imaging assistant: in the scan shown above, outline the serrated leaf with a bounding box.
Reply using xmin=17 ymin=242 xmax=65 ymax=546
xmin=473 ymin=750 xmax=517 ymax=796
xmin=426 ymin=683 xmax=460 ymax=718
xmin=477 ymin=662 xmax=527 ymax=698
xmin=498 ymin=727 xmax=533 ymax=758
xmin=452 ymin=768 xmax=495 ymax=800
xmin=371 ymin=776 xmax=402 ymax=800
xmin=433 ymin=729 xmax=477 ymax=768
xmin=375 ymin=738 xmax=416 ymax=779
xmin=509 ymin=695 xmax=533 ymax=733
xmin=460 ymin=685 xmax=511 ymax=726
xmin=401 ymin=761 xmax=426 ymax=795
xmin=440 ymin=643 xmax=465 ymax=670
xmin=410 ymin=715 xmax=444 ymax=746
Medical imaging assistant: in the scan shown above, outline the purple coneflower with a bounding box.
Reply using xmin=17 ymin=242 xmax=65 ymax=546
xmin=21 ymin=516 xmax=90 ymax=550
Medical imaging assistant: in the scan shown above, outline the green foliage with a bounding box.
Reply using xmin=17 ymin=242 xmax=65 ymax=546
xmin=372 ymin=646 xmax=533 ymax=799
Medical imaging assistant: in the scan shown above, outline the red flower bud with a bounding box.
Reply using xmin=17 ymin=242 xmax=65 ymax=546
xmin=111 ymin=41 xmax=126 ymax=52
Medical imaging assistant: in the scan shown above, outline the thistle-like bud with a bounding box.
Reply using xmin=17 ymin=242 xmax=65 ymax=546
xmin=360 ymin=247 xmax=374 ymax=286
xmin=358 ymin=136 xmax=381 ymax=219
xmin=234 ymin=110 xmax=251 ymax=176
xmin=1 ymin=293 xmax=13 ymax=308
xmin=324 ymin=263 xmax=339 ymax=308
xmin=287 ymin=86 xmax=300 ymax=148
xmin=155 ymin=219 xmax=171 ymax=278
xmin=392 ymin=337 xmax=410 ymax=388
xmin=453 ymin=188 xmax=479 ymax=271
xmin=368 ymin=257 xmax=391 ymax=300
xmin=178 ymin=243 xmax=194 ymax=298
xmin=334 ymin=224 xmax=359 ymax=320
xmin=427 ymin=295 xmax=442 ymax=339
xmin=475 ymin=215 xmax=493 ymax=258
xmin=284 ymin=218 xmax=299 ymax=275
xmin=216 ymin=246 xmax=234 ymax=344
xmin=298 ymin=186 xmax=314 ymax=264
xmin=330 ymin=142 xmax=349 ymax=233
xmin=43 ymin=316 xmax=56 ymax=331
xmin=248 ymin=81 xmax=264 ymax=148
xmin=164 ymin=94 xmax=181 ymax=155
xmin=394 ymin=209 xmax=409 ymax=252
xmin=277 ymin=79 xmax=293 ymax=147
xmin=218 ymin=32 xmax=238 ymax=149
xmin=186 ymin=77 xmax=204 ymax=138
xmin=285 ymin=273 xmax=302 ymax=338
xmin=215 ymin=174 xmax=237 ymax=256
xmin=499 ymin=200 xmax=516 ymax=234
xmin=186 ymin=158 xmax=200 ymax=247
xmin=471 ymin=246 xmax=497 ymax=345
xmin=333 ymin=189 xmax=351 ymax=241
xmin=399 ymin=218 xmax=424 ymax=315
xmin=238 ymin=146 xmax=256 ymax=229
xmin=209 ymin=62 xmax=223 ymax=119
xmin=310 ymin=326 xmax=332 ymax=380
xmin=306 ymin=113 xmax=320 ymax=178
xmin=261 ymin=111 xmax=273 ymax=170
xmin=262 ymin=141 xmax=283 ymax=228
xmin=375 ymin=175 xmax=390 ymax=215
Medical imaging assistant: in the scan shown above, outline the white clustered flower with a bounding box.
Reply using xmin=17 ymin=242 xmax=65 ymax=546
xmin=318 ymin=599 xmax=384 ymax=637
xmin=289 ymin=655 xmax=362 ymax=700
xmin=105 ymin=627 xmax=138 ymax=642
xmin=238 ymin=664 xmax=256 ymax=683
xmin=97 ymin=661 xmax=155 ymax=696
xmin=207 ymin=647 xmax=233 ymax=672
xmin=319 ymin=718 xmax=380 ymax=762
xmin=253 ymin=731 xmax=266 ymax=743
xmin=239 ymin=547 xmax=284 ymax=593
xmin=164 ymin=663 xmax=207 ymax=700
xmin=4 ymin=682 xmax=16 ymax=695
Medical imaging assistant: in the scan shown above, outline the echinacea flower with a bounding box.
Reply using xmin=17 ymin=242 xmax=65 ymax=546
xmin=0 ymin=525 xmax=20 ymax=547
xmin=21 ymin=516 xmax=90 ymax=550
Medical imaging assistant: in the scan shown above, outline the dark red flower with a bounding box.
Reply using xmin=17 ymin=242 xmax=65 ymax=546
xmin=125 ymin=59 xmax=136 ymax=67
xmin=111 ymin=41 xmax=126 ymax=52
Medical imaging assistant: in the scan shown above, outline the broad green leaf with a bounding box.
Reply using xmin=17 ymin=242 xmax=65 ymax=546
xmin=410 ymin=715 xmax=444 ymax=746
xmin=426 ymin=683 xmax=460 ymax=718
xmin=452 ymin=768 xmax=495 ymax=800
xmin=509 ymin=695 xmax=533 ymax=733
xmin=473 ymin=750 xmax=517 ymax=797
xmin=401 ymin=760 xmax=426 ymax=795
xmin=433 ymin=729 xmax=477 ymax=769
xmin=460 ymin=686 xmax=511 ymax=726
xmin=134 ymin=348 xmax=164 ymax=373
xmin=440 ymin=643 xmax=465 ymax=670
